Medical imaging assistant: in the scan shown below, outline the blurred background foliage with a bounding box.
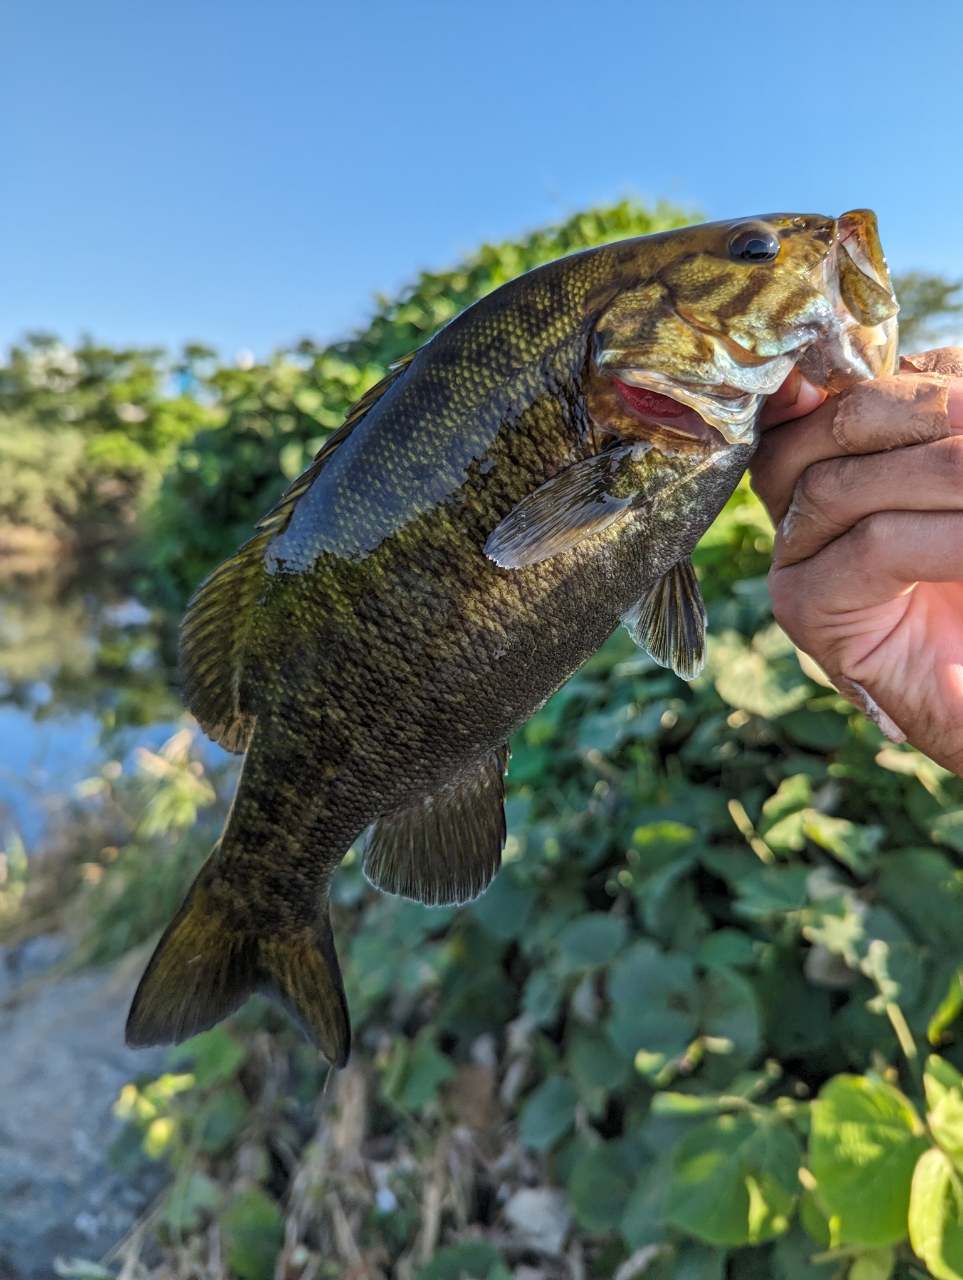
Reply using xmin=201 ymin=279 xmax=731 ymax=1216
xmin=5 ymin=203 xmax=963 ymax=1280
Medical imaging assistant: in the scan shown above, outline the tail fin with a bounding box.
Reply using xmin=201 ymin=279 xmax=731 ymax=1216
xmin=125 ymin=880 xmax=350 ymax=1067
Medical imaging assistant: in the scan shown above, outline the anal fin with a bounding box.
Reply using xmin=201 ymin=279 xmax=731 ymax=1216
xmin=363 ymin=749 xmax=508 ymax=906
xmin=622 ymin=557 xmax=707 ymax=680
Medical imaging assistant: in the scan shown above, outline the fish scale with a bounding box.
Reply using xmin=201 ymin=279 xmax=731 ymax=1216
xmin=127 ymin=211 xmax=898 ymax=1065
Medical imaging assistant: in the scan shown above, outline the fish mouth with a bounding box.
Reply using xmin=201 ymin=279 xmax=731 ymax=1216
xmin=611 ymin=379 xmax=723 ymax=443
xmin=602 ymin=358 xmax=794 ymax=445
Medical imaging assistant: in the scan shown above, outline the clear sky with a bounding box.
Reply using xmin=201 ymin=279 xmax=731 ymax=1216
xmin=1 ymin=0 xmax=960 ymax=361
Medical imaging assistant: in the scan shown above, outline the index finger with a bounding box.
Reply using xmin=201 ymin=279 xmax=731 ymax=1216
xmin=751 ymin=373 xmax=958 ymax=525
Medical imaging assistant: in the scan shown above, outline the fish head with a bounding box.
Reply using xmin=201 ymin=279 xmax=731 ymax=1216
xmin=591 ymin=210 xmax=898 ymax=445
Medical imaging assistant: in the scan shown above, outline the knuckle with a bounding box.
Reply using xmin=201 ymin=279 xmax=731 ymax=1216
xmin=797 ymin=459 xmax=838 ymax=511
xmin=850 ymin=510 xmax=894 ymax=556
xmin=940 ymin=436 xmax=963 ymax=478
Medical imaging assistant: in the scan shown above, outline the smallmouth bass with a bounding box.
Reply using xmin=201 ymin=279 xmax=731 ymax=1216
xmin=127 ymin=211 xmax=898 ymax=1065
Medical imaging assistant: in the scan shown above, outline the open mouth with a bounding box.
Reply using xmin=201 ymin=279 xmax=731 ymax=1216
xmin=612 ymin=378 xmax=717 ymax=441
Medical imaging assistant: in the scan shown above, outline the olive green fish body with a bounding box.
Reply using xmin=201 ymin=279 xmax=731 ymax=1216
xmin=128 ymin=212 xmax=898 ymax=1063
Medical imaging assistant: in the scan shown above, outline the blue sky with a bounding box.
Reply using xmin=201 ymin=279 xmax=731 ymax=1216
xmin=1 ymin=0 xmax=960 ymax=360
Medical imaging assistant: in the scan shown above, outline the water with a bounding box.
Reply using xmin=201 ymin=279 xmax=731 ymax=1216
xmin=0 ymin=565 xmax=192 ymax=850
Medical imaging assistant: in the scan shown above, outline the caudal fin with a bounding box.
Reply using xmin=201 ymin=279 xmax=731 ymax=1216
xmin=125 ymin=881 xmax=350 ymax=1067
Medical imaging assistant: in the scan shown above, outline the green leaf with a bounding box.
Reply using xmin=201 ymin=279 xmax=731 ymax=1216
xmin=849 ymin=1248 xmax=895 ymax=1280
xmin=197 ymin=1085 xmax=248 ymax=1152
xmin=621 ymin=1149 xmax=676 ymax=1249
xmin=772 ymin=1223 xmax=838 ymax=1279
xmin=734 ymin=867 xmax=809 ymax=923
xmin=606 ymin=941 xmax=699 ymax=1060
xmin=664 ymin=1112 xmax=800 ymax=1246
xmin=699 ymin=965 xmax=760 ymax=1061
xmin=470 ymin=870 xmax=535 ymax=941
xmin=708 ymin=625 xmax=810 ymax=719
xmin=220 ymin=1187 xmax=283 ymax=1280
xmin=577 ymin=702 xmax=637 ymax=754
xmin=931 ymin=809 xmax=963 ymax=854
xmin=930 ymin=974 xmax=963 ymax=1047
xmin=381 ymin=1028 xmax=455 ymax=1112
xmin=759 ymin=775 xmax=812 ymax=836
xmin=162 ymin=1170 xmax=222 ymax=1232
xmin=522 ymin=966 xmax=564 ymax=1026
xmin=519 ymin=1075 xmax=578 ymax=1151
xmin=166 ymin=1024 xmax=245 ymax=1087
xmin=781 ymin=707 xmax=848 ymax=751
xmin=927 ymin=1055 xmax=963 ymax=1110
xmin=653 ymin=1242 xmax=726 ymax=1280
xmin=557 ymin=912 xmax=627 ymax=972
xmin=909 ymin=1147 xmax=963 ymax=1280
xmin=809 ymin=1074 xmax=927 ymax=1246
xmin=928 ymin=1087 xmax=963 ymax=1170
xmin=415 ymin=1242 xmax=506 ymax=1280
xmin=801 ymin=811 xmax=882 ymax=877
xmin=763 ymin=811 xmax=808 ymax=853
xmin=798 ymin=1188 xmax=831 ymax=1248
xmin=568 ymin=1141 xmax=635 ymax=1231
xmin=631 ymin=821 xmax=698 ymax=864
xmin=878 ymin=850 xmax=963 ymax=953
xmin=567 ymin=1027 xmax=628 ymax=1093
xmin=697 ymin=929 xmax=757 ymax=972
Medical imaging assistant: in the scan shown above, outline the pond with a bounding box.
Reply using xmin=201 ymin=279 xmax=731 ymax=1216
xmin=0 ymin=564 xmax=225 ymax=849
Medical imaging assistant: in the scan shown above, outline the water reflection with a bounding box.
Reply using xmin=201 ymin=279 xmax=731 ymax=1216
xmin=0 ymin=562 xmax=194 ymax=848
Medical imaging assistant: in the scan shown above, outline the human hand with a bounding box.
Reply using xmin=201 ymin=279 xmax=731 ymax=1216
xmin=749 ymin=349 xmax=963 ymax=775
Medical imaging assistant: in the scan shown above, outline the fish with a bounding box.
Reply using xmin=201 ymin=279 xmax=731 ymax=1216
xmin=126 ymin=209 xmax=898 ymax=1066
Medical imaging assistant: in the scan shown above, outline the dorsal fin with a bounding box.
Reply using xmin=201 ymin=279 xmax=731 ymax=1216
xmin=363 ymin=748 xmax=508 ymax=906
xmin=257 ymin=352 xmax=418 ymax=536
xmin=180 ymin=353 xmax=418 ymax=749
xmin=179 ymin=530 xmax=270 ymax=752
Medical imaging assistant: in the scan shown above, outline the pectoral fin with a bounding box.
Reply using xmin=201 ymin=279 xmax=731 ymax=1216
xmin=622 ymin=558 xmax=706 ymax=680
xmin=484 ymin=447 xmax=638 ymax=569
xmin=363 ymin=748 xmax=508 ymax=906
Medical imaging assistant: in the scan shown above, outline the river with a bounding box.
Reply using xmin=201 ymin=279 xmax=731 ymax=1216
xmin=0 ymin=563 xmax=224 ymax=850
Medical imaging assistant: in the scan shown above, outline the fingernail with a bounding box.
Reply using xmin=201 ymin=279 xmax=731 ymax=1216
xmin=949 ymin=380 xmax=963 ymax=431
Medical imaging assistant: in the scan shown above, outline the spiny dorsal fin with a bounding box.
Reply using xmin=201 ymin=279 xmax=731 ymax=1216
xmin=363 ymin=747 xmax=508 ymax=906
xmin=257 ymin=352 xmax=418 ymax=536
xmin=484 ymin=447 xmax=636 ymax=569
xmin=622 ymin=557 xmax=706 ymax=680
xmin=180 ymin=353 xmax=418 ymax=749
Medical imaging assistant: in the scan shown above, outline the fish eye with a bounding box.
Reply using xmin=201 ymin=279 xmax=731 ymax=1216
xmin=728 ymin=226 xmax=781 ymax=263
